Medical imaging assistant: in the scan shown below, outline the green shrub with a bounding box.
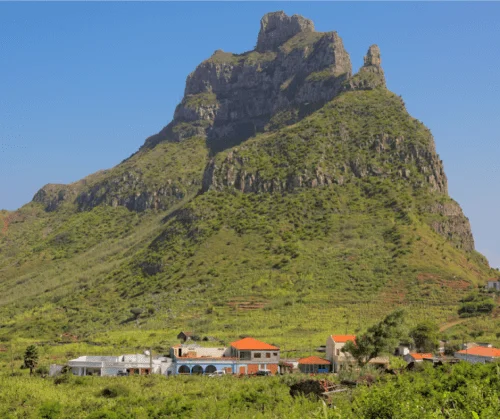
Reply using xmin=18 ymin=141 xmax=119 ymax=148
xmin=39 ymin=401 xmax=61 ymax=419
xmin=99 ymin=384 xmax=130 ymax=399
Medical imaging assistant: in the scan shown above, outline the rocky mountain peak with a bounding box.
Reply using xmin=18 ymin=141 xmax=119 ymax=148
xmin=364 ymin=44 xmax=382 ymax=68
xmin=256 ymin=11 xmax=315 ymax=52
xmin=143 ymin=12 xmax=352 ymax=152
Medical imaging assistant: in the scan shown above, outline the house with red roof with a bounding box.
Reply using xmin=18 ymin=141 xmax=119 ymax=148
xmin=403 ymin=353 xmax=434 ymax=363
xmin=298 ymin=356 xmax=331 ymax=374
xmin=326 ymin=335 xmax=356 ymax=373
xmin=455 ymin=346 xmax=500 ymax=364
xmin=229 ymin=337 xmax=280 ymax=375
xmin=169 ymin=337 xmax=280 ymax=375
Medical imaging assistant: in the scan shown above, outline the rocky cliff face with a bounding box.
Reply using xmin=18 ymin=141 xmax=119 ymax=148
xmin=428 ymin=201 xmax=475 ymax=251
xmin=143 ymin=11 xmax=352 ymax=153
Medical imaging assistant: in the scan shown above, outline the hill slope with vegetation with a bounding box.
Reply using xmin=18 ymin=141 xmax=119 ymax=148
xmin=0 ymin=11 xmax=497 ymax=350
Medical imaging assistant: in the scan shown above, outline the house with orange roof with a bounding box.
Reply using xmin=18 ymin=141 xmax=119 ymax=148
xmin=298 ymin=356 xmax=331 ymax=374
xmin=169 ymin=337 xmax=280 ymax=375
xmin=403 ymin=353 xmax=434 ymax=363
xmin=455 ymin=346 xmax=500 ymax=364
xmin=326 ymin=335 xmax=356 ymax=373
xmin=229 ymin=337 xmax=280 ymax=375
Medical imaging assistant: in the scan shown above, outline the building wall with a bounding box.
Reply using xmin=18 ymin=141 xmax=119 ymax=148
xmin=174 ymin=360 xmax=236 ymax=375
xmin=299 ymin=364 xmax=330 ymax=374
xmin=487 ymin=281 xmax=500 ymax=291
xmin=326 ymin=337 xmax=354 ymax=372
xmin=232 ymin=349 xmax=280 ymax=363
xmin=454 ymin=353 xmax=496 ymax=364
xmin=245 ymin=363 xmax=278 ymax=375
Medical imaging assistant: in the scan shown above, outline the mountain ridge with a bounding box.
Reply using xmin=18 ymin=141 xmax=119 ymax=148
xmin=0 ymin=11 xmax=494 ymax=341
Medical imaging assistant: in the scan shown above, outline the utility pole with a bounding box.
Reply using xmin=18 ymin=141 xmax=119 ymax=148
xmin=149 ymin=347 xmax=153 ymax=374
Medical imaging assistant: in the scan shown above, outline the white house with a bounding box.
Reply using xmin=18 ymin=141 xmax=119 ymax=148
xmin=326 ymin=335 xmax=356 ymax=373
xmin=68 ymin=353 xmax=172 ymax=376
xmin=486 ymin=280 xmax=500 ymax=291
xmin=455 ymin=346 xmax=500 ymax=364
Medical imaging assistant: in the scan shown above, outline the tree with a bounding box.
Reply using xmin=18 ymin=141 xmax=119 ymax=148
xmin=409 ymin=320 xmax=439 ymax=353
xmin=24 ymin=345 xmax=39 ymax=376
xmin=343 ymin=309 xmax=407 ymax=366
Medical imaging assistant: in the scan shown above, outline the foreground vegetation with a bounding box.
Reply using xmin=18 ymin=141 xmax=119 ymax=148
xmin=0 ymin=362 xmax=498 ymax=419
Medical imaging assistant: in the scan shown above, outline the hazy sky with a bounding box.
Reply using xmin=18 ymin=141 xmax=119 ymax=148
xmin=0 ymin=2 xmax=499 ymax=268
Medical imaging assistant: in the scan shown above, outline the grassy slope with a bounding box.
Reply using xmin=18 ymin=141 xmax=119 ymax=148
xmin=0 ymin=88 xmax=496 ymax=354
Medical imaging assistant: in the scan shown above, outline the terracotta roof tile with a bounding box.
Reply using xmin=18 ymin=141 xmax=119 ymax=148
xmin=230 ymin=337 xmax=279 ymax=351
xmin=457 ymin=346 xmax=500 ymax=358
xmin=410 ymin=353 xmax=433 ymax=360
xmin=331 ymin=335 xmax=356 ymax=343
xmin=298 ymin=356 xmax=331 ymax=365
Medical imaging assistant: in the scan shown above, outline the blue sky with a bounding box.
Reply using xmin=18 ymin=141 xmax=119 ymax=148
xmin=0 ymin=2 xmax=499 ymax=268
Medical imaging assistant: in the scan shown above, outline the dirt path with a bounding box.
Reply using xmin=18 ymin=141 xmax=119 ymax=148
xmin=439 ymin=319 xmax=467 ymax=332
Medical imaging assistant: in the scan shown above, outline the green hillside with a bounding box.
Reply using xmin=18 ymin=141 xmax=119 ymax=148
xmin=0 ymin=12 xmax=497 ymax=353
xmin=0 ymin=89 xmax=495 ymax=347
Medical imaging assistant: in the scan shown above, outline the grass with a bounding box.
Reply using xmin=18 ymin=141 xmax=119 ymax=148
xmin=0 ymin=358 xmax=498 ymax=418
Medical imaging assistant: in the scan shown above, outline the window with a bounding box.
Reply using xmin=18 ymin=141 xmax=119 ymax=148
xmin=254 ymin=352 xmax=262 ymax=358
xmin=336 ymin=349 xmax=340 ymax=356
xmin=240 ymin=351 xmax=251 ymax=360
xmin=266 ymin=353 xmax=271 ymax=358
xmin=273 ymin=352 xmax=278 ymax=356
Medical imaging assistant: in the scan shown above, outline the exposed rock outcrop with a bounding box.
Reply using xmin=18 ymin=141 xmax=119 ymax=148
xmin=143 ymin=11 xmax=352 ymax=153
xmin=32 ymin=183 xmax=84 ymax=212
xmin=427 ymin=201 xmax=475 ymax=251
xmin=256 ymin=11 xmax=315 ymax=52
xmin=75 ymin=171 xmax=199 ymax=212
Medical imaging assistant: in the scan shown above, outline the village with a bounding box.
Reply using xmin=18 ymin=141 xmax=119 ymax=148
xmin=49 ymin=330 xmax=500 ymax=378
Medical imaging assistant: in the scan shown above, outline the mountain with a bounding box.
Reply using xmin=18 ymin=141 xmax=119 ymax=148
xmin=0 ymin=12 xmax=493 ymax=343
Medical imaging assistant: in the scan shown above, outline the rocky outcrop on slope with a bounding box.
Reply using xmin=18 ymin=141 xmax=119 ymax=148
xmin=75 ymin=171 xmax=192 ymax=212
xmin=32 ymin=182 xmax=84 ymax=211
xmin=427 ymin=201 xmax=475 ymax=251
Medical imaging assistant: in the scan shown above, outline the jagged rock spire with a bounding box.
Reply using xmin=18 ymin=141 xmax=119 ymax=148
xmin=256 ymin=11 xmax=314 ymax=52
xmin=363 ymin=44 xmax=384 ymax=75
xmin=364 ymin=45 xmax=382 ymax=67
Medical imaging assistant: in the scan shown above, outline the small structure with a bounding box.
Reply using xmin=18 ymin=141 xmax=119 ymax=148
xmin=395 ymin=343 xmax=411 ymax=356
xmin=455 ymin=346 xmax=500 ymax=364
xmin=279 ymin=359 xmax=297 ymax=374
xmin=367 ymin=356 xmax=390 ymax=369
xmin=298 ymin=356 xmax=331 ymax=374
xmin=49 ymin=364 xmax=65 ymax=377
xmin=403 ymin=353 xmax=434 ymax=363
xmin=177 ymin=331 xmax=195 ymax=343
xmin=486 ymin=280 xmax=500 ymax=291
xmin=68 ymin=353 xmax=172 ymax=376
xmin=326 ymin=335 xmax=356 ymax=373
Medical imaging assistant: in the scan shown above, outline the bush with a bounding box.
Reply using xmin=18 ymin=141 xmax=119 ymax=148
xmin=39 ymin=401 xmax=61 ymax=419
xmin=36 ymin=366 xmax=49 ymax=376
xmin=458 ymin=293 xmax=495 ymax=317
xmin=99 ymin=384 xmax=130 ymax=399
